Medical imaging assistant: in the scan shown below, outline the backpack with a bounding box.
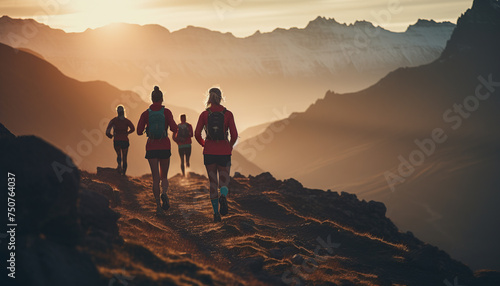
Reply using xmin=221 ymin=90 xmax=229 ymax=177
xmin=177 ymin=123 xmax=189 ymax=141
xmin=205 ymin=108 xmax=227 ymax=141
xmin=147 ymin=107 xmax=167 ymax=139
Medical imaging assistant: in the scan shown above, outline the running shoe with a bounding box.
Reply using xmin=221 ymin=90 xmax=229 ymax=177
xmin=161 ymin=193 xmax=170 ymax=211
xmin=219 ymin=195 xmax=228 ymax=216
xmin=214 ymin=213 xmax=222 ymax=222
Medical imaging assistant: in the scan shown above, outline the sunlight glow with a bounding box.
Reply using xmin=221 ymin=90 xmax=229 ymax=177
xmin=67 ymin=0 xmax=138 ymax=30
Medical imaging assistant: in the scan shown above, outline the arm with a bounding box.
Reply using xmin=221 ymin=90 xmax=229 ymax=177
xmin=189 ymin=124 xmax=194 ymax=138
xmin=228 ymin=112 xmax=238 ymax=148
xmin=137 ymin=111 xmax=147 ymax=136
xmin=166 ymin=109 xmax=178 ymax=134
xmin=105 ymin=119 xmax=113 ymax=139
xmin=194 ymin=112 xmax=206 ymax=147
xmin=173 ymin=124 xmax=179 ymax=143
xmin=127 ymin=119 xmax=135 ymax=134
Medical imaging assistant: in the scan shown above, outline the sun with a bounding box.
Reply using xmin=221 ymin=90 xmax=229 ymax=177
xmin=68 ymin=0 xmax=138 ymax=30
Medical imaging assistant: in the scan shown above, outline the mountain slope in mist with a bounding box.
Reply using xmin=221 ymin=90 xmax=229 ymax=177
xmin=236 ymin=0 xmax=500 ymax=270
xmin=0 ymin=43 xmax=262 ymax=177
xmin=0 ymin=16 xmax=455 ymax=129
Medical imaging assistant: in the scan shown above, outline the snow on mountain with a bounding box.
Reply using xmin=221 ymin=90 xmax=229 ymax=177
xmin=0 ymin=15 xmax=455 ymax=82
xmin=0 ymin=15 xmax=456 ymax=130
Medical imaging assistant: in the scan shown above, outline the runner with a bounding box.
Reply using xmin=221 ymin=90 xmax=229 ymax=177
xmin=194 ymin=87 xmax=238 ymax=222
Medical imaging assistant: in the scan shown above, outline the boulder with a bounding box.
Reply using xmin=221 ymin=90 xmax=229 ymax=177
xmin=0 ymin=128 xmax=102 ymax=285
xmin=78 ymin=188 xmax=122 ymax=250
xmin=0 ymin=135 xmax=80 ymax=244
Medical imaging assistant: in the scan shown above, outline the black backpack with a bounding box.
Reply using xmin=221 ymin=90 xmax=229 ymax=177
xmin=205 ymin=108 xmax=227 ymax=141
xmin=177 ymin=123 xmax=189 ymax=140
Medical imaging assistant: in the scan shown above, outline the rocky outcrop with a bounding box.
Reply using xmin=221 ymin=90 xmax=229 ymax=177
xmin=2 ymin=122 xmax=500 ymax=285
xmin=0 ymin=125 xmax=103 ymax=286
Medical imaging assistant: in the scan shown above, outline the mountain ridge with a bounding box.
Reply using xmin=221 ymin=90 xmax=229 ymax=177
xmin=0 ymin=42 xmax=263 ymax=177
xmin=0 ymin=14 xmax=456 ymax=130
xmin=0 ymin=14 xmax=454 ymax=39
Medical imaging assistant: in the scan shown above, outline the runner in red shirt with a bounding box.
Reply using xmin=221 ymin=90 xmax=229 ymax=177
xmin=195 ymin=87 xmax=238 ymax=222
xmin=173 ymin=114 xmax=193 ymax=177
xmin=105 ymin=105 xmax=135 ymax=176
xmin=137 ymin=86 xmax=178 ymax=215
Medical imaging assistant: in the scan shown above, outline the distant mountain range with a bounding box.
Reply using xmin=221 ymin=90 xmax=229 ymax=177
xmin=0 ymin=16 xmax=455 ymax=129
xmin=236 ymin=0 xmax=500 ymax=270
xmin=0 ymin=42 xmax=262 ymax=177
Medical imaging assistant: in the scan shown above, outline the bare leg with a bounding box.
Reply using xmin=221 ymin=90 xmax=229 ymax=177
xmin=114 ymin=144 xmax=122 ymax=170
xmin=179 ymin=149 xmax=185 ymax=176
xmin=121 ymin=147 xmax=128 ymax=175
xmin=159 ymin=158 xmax=170 ymax=195
xmin=148 ymin=158 xmax=161 ymax=208
xmin=217 ymin=165 xmax=231 ymax=189
xmin=217 ymin=164 xmax=230 ymax=216
xmin=186 ymin=147 xmax=191 ymax=168
xmin=205 ymin=164 xmax=219 ymax=200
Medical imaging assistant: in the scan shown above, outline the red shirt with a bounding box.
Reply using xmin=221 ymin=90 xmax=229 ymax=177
xmin=195 ymin=104 xmax=238 ymax=155
xmin=174 ymin=122 xmax=193 ymax=145
xmin=106 ymin=117 xmax=135 ymax=141
xmin=137 ymin=102 xmax=178 ymax=151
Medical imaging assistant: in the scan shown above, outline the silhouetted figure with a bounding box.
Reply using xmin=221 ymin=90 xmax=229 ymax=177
xmin=137 ymin=86 xmax=178 ymax=215
xmin=106 ymin=105 xmax=135 ymax=176
xmin=174 ymin=114 xmax=193 ymax=177
xmin=195 ymin=87 xmax=238 ymax=222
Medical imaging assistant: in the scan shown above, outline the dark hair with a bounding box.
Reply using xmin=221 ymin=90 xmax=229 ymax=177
xmin=151 ymin=86 xmax=163 ymax=103
xmin=180 ymin=114 xmax=186 ymax=120
xmin=117 ymin=105 xmax=125 ymax=117
xmin=206 ymin=87 xmax=222 ymax=108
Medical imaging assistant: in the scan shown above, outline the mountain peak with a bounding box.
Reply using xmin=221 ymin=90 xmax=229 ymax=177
xmin=353 ymin=20 xmax=376 ymax=28
xmin=90 ymin=22 xmax=170 ymax=34
xmin=305 ymin=16 xmax=342 ymax=29
xmin=405 ymin=19 xmax=455 ymax=32
xmin=441 ymin=0 xmax=500 ymax=58
xmin=415 ymin=19 xmax=437 ymax=26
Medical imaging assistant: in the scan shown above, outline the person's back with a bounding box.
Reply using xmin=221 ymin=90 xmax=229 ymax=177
xmin=110 ymin=117 xmax=134 ymax=141
xmin=136 ymin=86 xmax=178 ymax=216
xmin=106 ymin=106 xmax=135 ymax=175
xmin=197 ymin=104 xmax=236 ymax=156
xmin=174 ymin=114 xmax=193 ymax=176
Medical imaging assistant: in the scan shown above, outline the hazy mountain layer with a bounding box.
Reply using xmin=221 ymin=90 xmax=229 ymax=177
xmin=0 ymin=43 xmax=262 ymax=177
xmin=236 ymin=0 xmax=500 ymax=270
xmin=0 ymin=16 xmax=455 ymax=130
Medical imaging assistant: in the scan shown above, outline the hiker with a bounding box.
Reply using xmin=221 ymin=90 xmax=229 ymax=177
xmin=137 ymin=86 xmax=178 ymax=215
xmin=174 ymin=114 xmax=193 ymax=177
xmin=195 ymin=87 xmax=238 ymax=222
xmin=105 ymin=105 xmax=135 ymax=176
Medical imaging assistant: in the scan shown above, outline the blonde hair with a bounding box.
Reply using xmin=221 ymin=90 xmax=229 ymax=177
xmin=206 ymin=87 xmax=223 ymax=108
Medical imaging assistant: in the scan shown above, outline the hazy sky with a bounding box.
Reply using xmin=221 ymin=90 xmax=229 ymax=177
xmin=1 ymin=0 xmax=472 ymax=36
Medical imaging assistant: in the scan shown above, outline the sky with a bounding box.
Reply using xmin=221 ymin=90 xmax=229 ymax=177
xmin=1 ymin=0 xmax=472 ymax=37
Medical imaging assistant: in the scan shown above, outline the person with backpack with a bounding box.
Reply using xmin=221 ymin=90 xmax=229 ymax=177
xmin=137 ymin=86 xmax=178 ymax=215
xmin=105 ymin=105 xmax=135 ymax=176
xmin=194 ymin=87 xmax=238 ymax=223
xmin=174 ymin=114 xmax=193 ymax=177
